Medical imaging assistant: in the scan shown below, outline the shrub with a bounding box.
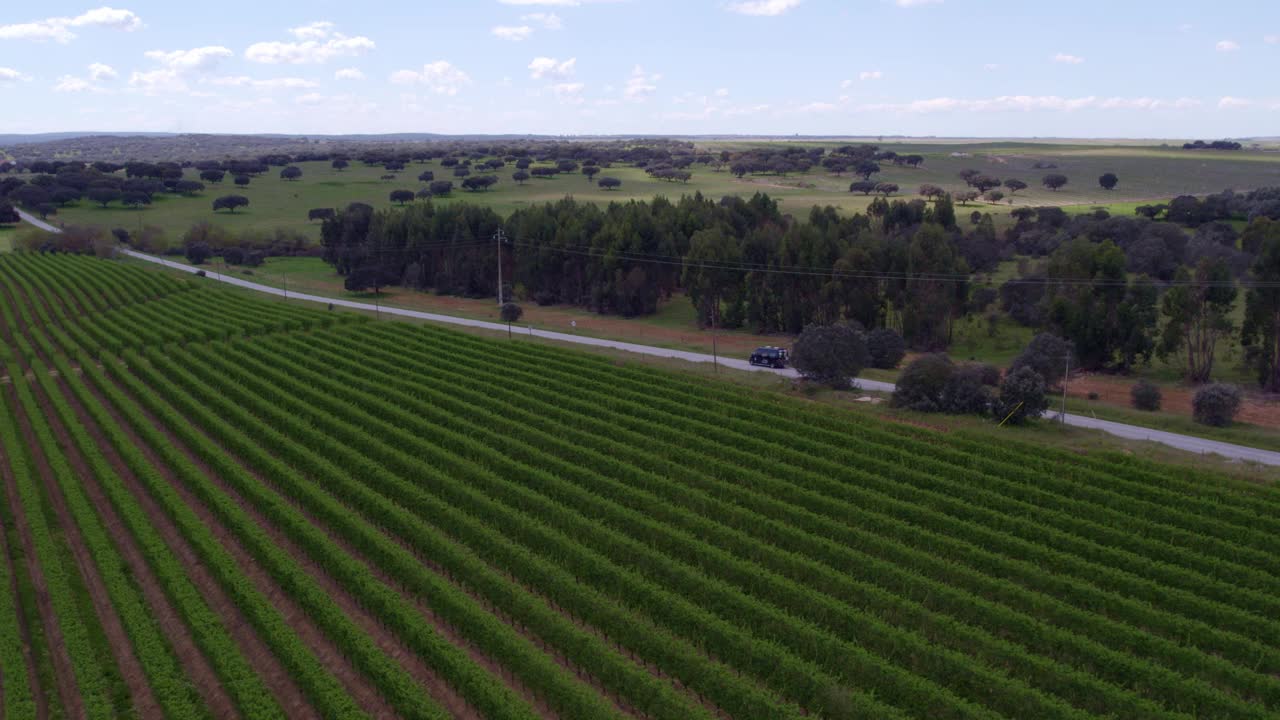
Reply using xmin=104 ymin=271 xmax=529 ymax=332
xmin=995 ymin=366 xmax=1049 ymax=425
xmin=790 ymin=323 xmax=869 ymax=389
xmin=185 ymin=241 xmax=212 ymax=266
xmin=1130 ymin=381 xmax=1161 ymax=411
xmin=864 ymin=328 xmax=907 ymax=369
xmin=892 ymin=354 xmax=954 ymax=412
xmin=1192 ymin=383 xmax=1242 ymax=427
xmin=1010 ymin=333 xmax=1073 ymax=387
xmin=941 ymin=364 xmax=994 ymax=415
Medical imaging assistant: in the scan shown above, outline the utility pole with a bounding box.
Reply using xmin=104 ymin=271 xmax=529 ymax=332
xmin=282 ymin=269 xmax=288 ymax=302
xmin=494 ymin=228 xmax=507 ymax=306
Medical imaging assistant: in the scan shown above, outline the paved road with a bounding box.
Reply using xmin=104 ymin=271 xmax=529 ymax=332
xmin=15 ymin=216 xmax=1279 ymax=467
xmin=15 ymin=208 xmax=60 ymax=233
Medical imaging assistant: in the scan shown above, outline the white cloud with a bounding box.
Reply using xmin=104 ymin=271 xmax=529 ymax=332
xmin=715 ymin=87 xmax=730 ymax=97
xmin=245 ymin=24 xmax=375 ymax=64
xmin=1215 ymin=40 xmax=1240 ymax=52
xmin=624 ymin=65 xmax=660 ymax=101
xmin=1178 ymin=23 xmax=1194 ymax=32
xmin=862 ymin=95 xmax=1206 ymax=114
xmin=128 ymin=69 xmax=189 ymax=94
xmin=144 ymin=46 xmax=233 ymax=72
xmin=895 ymin=0 xmax=943 ymax=6
xmin=54 ymin=76 xmax=95 ymax=92
xmin=289 ymin=21 xmax=335 ymax=40
xmin=795 ymin=101 xmax=837 ymax=113
xmin=726 ymin=0 xmax=802 ymax=16
xmin=523 ymin=13 xmax=563 ymax=29
xmin=1266 ymin=34 xmax=1278 ymax=44
xmin=0 ymin=67 xmax=29 ymax=83
xmin=550 ymin=82 xmax=585 ymax=103
xmin=210 ymin=76 xmax=320 ymax=90
xmin=1218 ymin=96 xmax=1253 ymax=109
xmin=69 ymin=7 xmax=142 ymax=30
xmin=1052 ymin=52 xmax=1084 ymax=64
xmin=859 ymin=70 xmax=883 ymax=80
xmin=528 ymin=56 xmax=576 ymax=79
xmin=88 ymin=62 xmax=117 ymax=81
xmin=0 ymin=6 xmax=142 ymax=43
xmin=389 ymin=61 xmax=471 ymax=95
xmin=498 ymin=0 xmax=582 ymax=5
xmin=334 ymin=67 xmax=365 ymax=81
xmin=983 ymin=63 xmax=1000 ymax=71
xmin=127 ymin=45 xmax=231 ymax=94
xmin=493 ymin=25 xmax=534 ymax=40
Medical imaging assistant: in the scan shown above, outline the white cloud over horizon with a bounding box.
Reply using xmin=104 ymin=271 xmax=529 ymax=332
xmin=390 ymin=61 xmax=472 ymax=95
xmin=245 ymin=23 xmax=375 ymax=64
xmin=0 ymin=7 xmax=142 ymax=43
xmin=725 ymin=0 xmax=803 ymax=17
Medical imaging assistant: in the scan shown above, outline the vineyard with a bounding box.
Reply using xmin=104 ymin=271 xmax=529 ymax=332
xmin=0 ymin=252 xmax=1278 ymax=720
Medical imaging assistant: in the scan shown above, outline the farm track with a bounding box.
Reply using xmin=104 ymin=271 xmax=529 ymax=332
xmin=81 ymin=373 xmax=318 ymax=720
xmin=53 ymin=373 xmax=241 ymax=719
xmin=2 ymin=252 xmax=1280 ymax=720
xmin=24 ymin=377 xmax=162 ymax=719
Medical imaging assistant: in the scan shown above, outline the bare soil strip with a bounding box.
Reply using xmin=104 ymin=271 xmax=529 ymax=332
xmin=103 ymin=375 xmax=396 ymax=719
xmin=55 ymin=373 xmax=241 ymax=718
xmin=81 ymin=375 xmax=321 ymax=720
xmin=0 ymin=443 xmax=49 ymax=720
xmin=2 ymin=386 xmax=86 ymax=720
xmin=25 ymin=375 xmax=163 ymax=718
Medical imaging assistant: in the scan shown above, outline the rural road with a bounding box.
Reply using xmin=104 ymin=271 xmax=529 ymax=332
xmin=16 ymin=209 xmax=1280 ymax=467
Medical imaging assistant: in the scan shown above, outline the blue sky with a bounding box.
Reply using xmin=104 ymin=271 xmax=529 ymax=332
xmin=1 ymin=0 xmax=1278 ymax=137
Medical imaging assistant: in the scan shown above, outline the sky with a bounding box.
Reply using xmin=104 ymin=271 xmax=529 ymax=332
xmin=1 ymin=0 xmax=1278 ymax=138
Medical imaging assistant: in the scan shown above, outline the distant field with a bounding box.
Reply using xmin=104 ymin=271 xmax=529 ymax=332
xmin=45 ymin=141 xmax=1280 ymax=241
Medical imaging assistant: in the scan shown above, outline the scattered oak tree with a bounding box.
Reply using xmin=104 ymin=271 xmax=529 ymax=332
xmin=212 ymin=195 xmax=250 ymax=213
xmin=1042 ymin=173 xmax=1069 ymax=191
xmin=1003 ymin=178 xmax=1028 ymax=195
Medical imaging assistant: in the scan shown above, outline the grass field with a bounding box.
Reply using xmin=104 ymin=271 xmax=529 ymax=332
xmin=1 ymin=251 xmax=1278 ymax=719
xmin=44 ymin=141 xmax=1280 ymax=242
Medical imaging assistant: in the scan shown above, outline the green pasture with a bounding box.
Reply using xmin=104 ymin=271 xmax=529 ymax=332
xmin=44 ymin=141 xmax=1280 ymax=242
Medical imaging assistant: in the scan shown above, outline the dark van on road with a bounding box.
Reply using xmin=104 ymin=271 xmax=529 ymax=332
xmin=750 ymin=346 xmax=789 ymax=368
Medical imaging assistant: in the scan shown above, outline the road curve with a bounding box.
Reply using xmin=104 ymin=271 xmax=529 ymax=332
xmin=15 ymin=208 xmax=60 ymax=233
xmin=12 ymin=216 xmax=1278 ymax=468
